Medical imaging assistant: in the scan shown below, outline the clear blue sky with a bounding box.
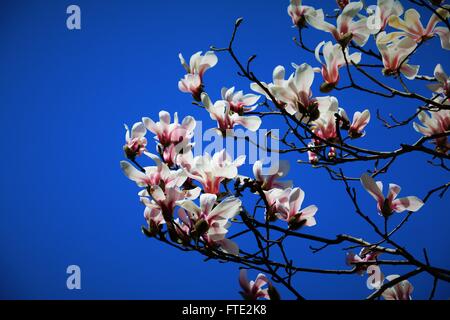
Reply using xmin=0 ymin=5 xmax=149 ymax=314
xmin=0 ymin=0 xmax=448 ymax=299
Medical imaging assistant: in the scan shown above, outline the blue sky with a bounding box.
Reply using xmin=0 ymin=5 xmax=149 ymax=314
xmin=0 ymin=0 xmax=448 ymax=299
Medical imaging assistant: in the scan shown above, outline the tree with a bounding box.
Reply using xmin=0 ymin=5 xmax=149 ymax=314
xmin=121 ymin=0 xmax=450 ymax=300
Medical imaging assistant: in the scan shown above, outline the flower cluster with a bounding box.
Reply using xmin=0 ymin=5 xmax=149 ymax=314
xmin=118 ymin=0 xmax=449 ymax=301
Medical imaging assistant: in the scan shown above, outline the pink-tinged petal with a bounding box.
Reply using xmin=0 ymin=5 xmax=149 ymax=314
xmin=185 ymin=187 xmax=201 ymax=200
xmin=434 ymin=64 xmax=448 ymax=83
xmin=254 ymin=273 xmax=269 ymax=290
xmin=130 ymin=122 xmax=146 ymax=139
xmin=270 ymin=86 xmax=297 ymax=105
xmin=272 ymin=65 xmax=286 ymax=85
xmin=177 ymin=208 xmax=191 ymax=226
xmin=300 ymin=204 xmax=318 ymax=227
xmin=241 ymin=94 xmax=260 ymax=106
xmin=294 ymin=63 xmax=314 ymax=94
xmin=400 ymin=63 xmax=420 ymax=80
xmin=289 ymin=188 xmax=304 ymax=217
xmin=392 ymin=196 xmax=424 ymax=212
xmin=239 ymin=269 xmax=251 ymax=292
xmin=306 ymin=9 xmax=336 ymax=33
xmin=387 ymin=183 xmax=401 ymax=202
xmin=142 ymin=116 xmax=158 ymax=134
xmin=361 ymin=173 xmax=385 ymax=204
xmin=159 ymin=111 xmax=171 ymax=125
xmin=435 ymin=27 xmax=450 ymax=50
xmin=177 ymin=199 xmax=201 ymax=220
xmin=181 ymin=115 xmax=196 ymax=132
xmin=120 ymin=161 xmax=148 ymax=187
xmin=234 ymin=115 xmax=262 ymax=131
xmin=208 ymin=225 xmax=228 ymax=241
xmin=382 ymin=275 xmax=413 ymax=300
xmin=346 ymin=252 xmax=363 ymax=266
xmin=219 ymin=238 xmax=239 ymax=256
xmin=209 ymin=197 xmax=241 ymax=222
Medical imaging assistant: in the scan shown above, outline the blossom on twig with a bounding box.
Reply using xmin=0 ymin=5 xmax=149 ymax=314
xmin=239 ymin=269 xmax=270 ymax=300
xmin=360 ymin=173 xmax=424 ymax=217
xmin=178 ymin=51 xmax=218 ymax=100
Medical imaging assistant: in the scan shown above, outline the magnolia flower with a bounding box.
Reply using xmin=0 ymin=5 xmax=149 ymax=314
xmin=275 ymin=188 xmax=318 ymax=230
xmin=143 ymin=111 xmax=195 ymax=147
xmin=123 ymin=122 xmax=147 ymax=158
xmin=178 ymin=51 xmax=218 ymax=100
xmin=312 ymin=111 xmax=339 ymax=142
xmin=428 ymin=64 xmax=450 ymax=96
xmin=382 ymin=275 xmax=414 ymax=300
xmin=388 ymin=8 xmax=450 ymax=50
xmin=179 ymin=51 xmax=218 ymax=77
xmin=346 ymin=248 xmax=381 ymax=275
xmin=367 ymin=0 xmax=403 ymax=32
xmin=348 ymin=109 xmax=370 ymax=138
xmin=143 ymin=111 xmax=195 ymax=166
xmin=287 ymin=0 xmax=317 ymax=28
xmin=178 ymin=193 xmax=241 ymax=255
xmin=201 ymin=93 xmax=261 ymax=135
xmin=271 ymin=63 xmax=339 ymax=121
xmin=263 ymin=188 xmax=290 ymax=221
xmin=182 ymin=149 xmax=246 ymax=194
xmin=143 ymin=206 xmax=165 ymax=236
xmin=250 ymin=65 xmax=291 ymax=102
xmin=315 ymin=41 xmax=361 ymax=89
xmin=178 ymin=74 xmax=202 ymax=100
xmin=307 ymin=1 xmax=372 ymax=47
xmin=413 ymin=106 xmax=450 ymax=153
xmin=221 ymin=87 xmax=260 ymax=114
xmin=253 ymin=160 xmax=292 ymax=190
xmin=239 ymin=269 xmax=270 ymax=300
xmin=360 ymin=173 xmax=424 ymax=217
xmin=378 ymin=0 xmax=404 ymax=30
xmin=141 ymin=185 xmax=201 ymax=219
xmin=376 ymin=32 xmax=419 ymax=79
xmin=120 ymin=153 xmax=187 ymax=188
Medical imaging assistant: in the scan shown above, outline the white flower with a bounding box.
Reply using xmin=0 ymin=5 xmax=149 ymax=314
xmin=270 ymin=63 xmax=339 ymax=121
xmin=427 ymin=64 xmax=450 ymax=96
xmin=178 ymin=51 xmax=218 ymax=100
xmin=376 ymin=32 xmax=419 ymax=79
xmin=178 ymin=193 xmax=242 ymax=255
xmin=361 ymin=173 xmax=424 ymax=217
xmin=201 ymin=93 xmax=261 ymax=134
xmin=315 ymin=41 xmax=361 ymax=89
xmin=123 ymin=122 xmax=147 ymax=158
xmin=182 ymin=149 xmax=246 ymax=194
xmin=307 ymin=1 xmax=373 ymax=46
xmin=221 ymin=86 xmax=260 ymax=114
